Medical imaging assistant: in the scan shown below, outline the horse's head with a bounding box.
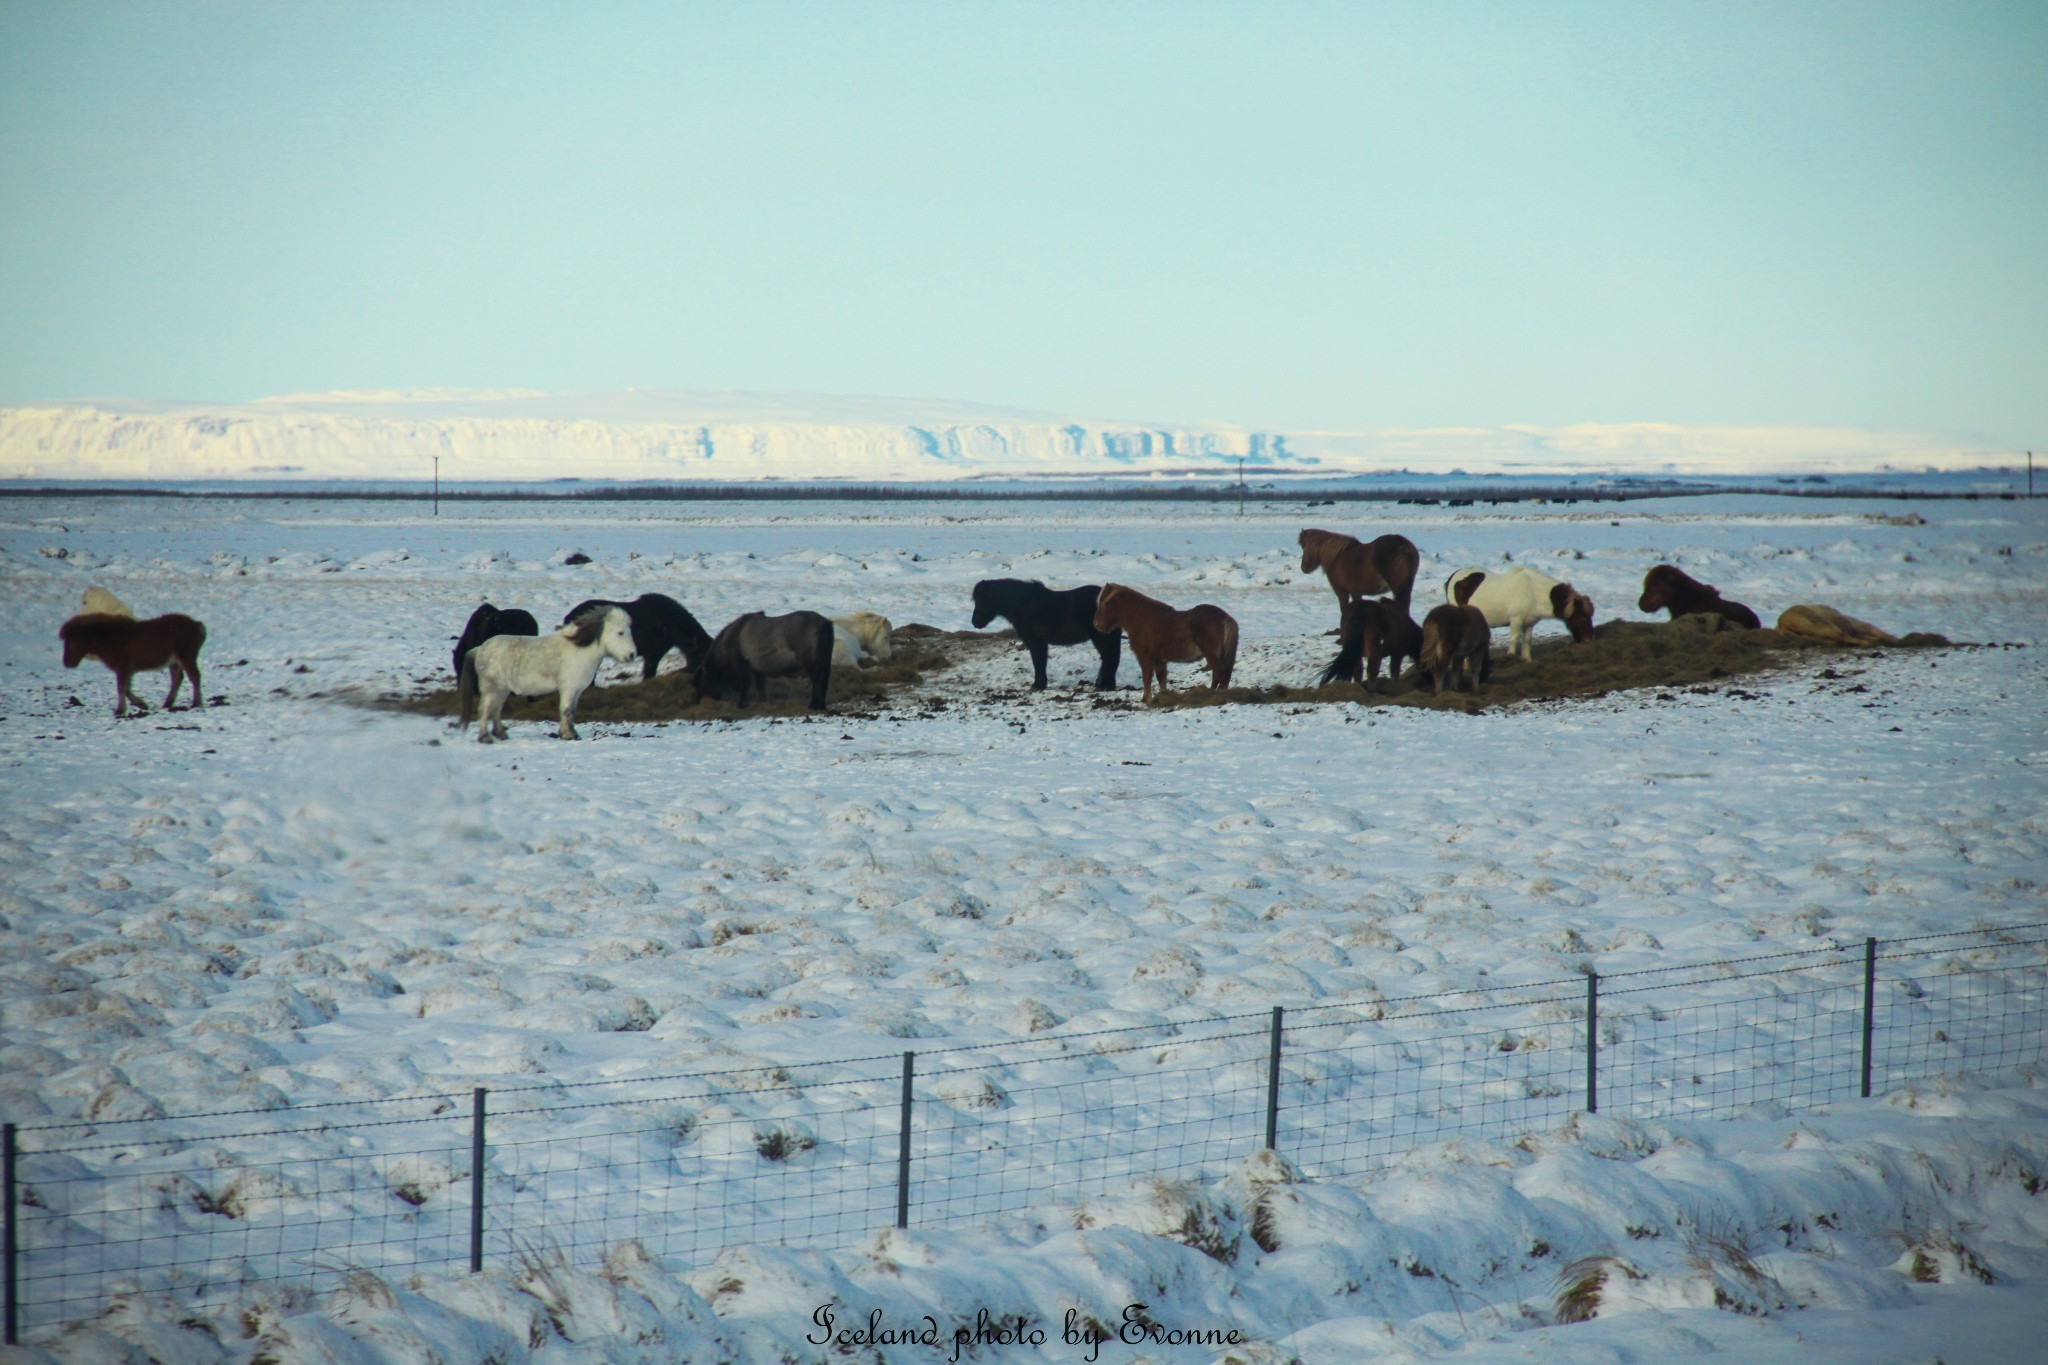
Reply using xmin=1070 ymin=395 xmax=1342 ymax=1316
xmin=970 ymin=581 xmax=997 ymax=630
xmin=59 ymin=619 xmax=88 ymax=668
xmin=1092 ymin=584 xmax=1125 ymax=635
xmin=1638 ymin=565 xmax=1683 ymax=614
xmin=1297 ymin=529 xmax=1326 ymax=574
xmin=599 ymin=607 xmax=637 ymax=663
xmin=1552 ymin=584 xmax=1596 ymax=643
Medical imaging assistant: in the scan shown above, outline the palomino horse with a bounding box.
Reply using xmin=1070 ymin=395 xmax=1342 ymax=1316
xmin=1092 ymin=584 xmax=1237 ymax=702
xmin=80 ymin=586 xmax=134 ymax=618
xmin=563 ymin=593 xmax=713 ymax=680
xmin=1638 ymin=566 xmax=1761 ymax=629
xmin=970 ymin=579 xmax=1121 ymax=691
xmin=1419 ymin=604 xmax=1492 ymax=695
xmin=458 ymin=605 xmax=636 ymax=742
xmin=1317 ymin=599 xmax=1423 ymax=693
xmin=1298 ymin=528 xmax=1421 ymax=624
xmin=1444 ymin=565 xmax=1595 ymax=662
xmin=830 ymin=611 xmax=894 ymax=665
xmin=452 ymin=603 xmax=539 ymax=678
xmin=695 ymin=610 xmax=836 ymax=711
xmin=60 ymin=613 xmax=206 ymax=717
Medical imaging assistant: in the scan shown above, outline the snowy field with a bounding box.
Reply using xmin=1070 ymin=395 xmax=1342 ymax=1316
xmin=2 ymin=492 xmax=2046 ymax=1364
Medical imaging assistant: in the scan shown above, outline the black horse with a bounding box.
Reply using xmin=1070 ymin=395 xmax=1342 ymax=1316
xmin=562 ymin=593 xmax=713 ymax=681
xmin=1317 ymin=598 xmax=1422 ymax=693
xmin=694 ymin=610 xmax=834 ymax=711
xmin=451 ymin=603 xmax=539 ymax=678
xmin=970 ymin=579 xmax=1121 ymax=691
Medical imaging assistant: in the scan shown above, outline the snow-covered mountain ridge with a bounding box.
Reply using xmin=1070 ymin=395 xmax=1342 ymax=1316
xmin=0 ymin=388 xmax=2005 ymax=481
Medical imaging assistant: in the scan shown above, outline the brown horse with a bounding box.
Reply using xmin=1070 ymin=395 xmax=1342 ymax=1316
xmin=1418 ymin=604 xmax=1491 ymax=696
xmin=1318 ymin=598 xmax=1423 ymax=693
xmin=1092 ymin=584 xmax=1237 ymax=703
xmin=59 ymin=613 xmax=206 ymax=717
xmin=1298 ymin=528 xmax=1421 ymax=622
xmin=1638 ymin=565 xmax=1761 ymax=630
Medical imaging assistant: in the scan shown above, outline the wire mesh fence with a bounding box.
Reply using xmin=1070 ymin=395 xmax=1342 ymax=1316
xmin=5 ymin=922 xmax=2043 ymax=1341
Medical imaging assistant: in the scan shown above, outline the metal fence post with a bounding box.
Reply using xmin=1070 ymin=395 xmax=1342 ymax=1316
xmin=1265 ymin=1006 xmax=1284 ymax=1151
xmin=470 ymin=1088 xmax=487 ymax=1273
xmin=896 ymin=1052 xmax=914 ymax=1230
xmin=1585 ymin=972 xmax=1599 ymax=1114
xmin=1860 ymin=937 xmax=1878 ymax=1099
xmin=5 ymin=1121 xmax=18 ymax=1346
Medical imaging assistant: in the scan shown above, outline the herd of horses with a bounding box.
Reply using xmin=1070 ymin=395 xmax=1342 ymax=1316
xmin=55 ymin=525 xmax=1829 ymax=738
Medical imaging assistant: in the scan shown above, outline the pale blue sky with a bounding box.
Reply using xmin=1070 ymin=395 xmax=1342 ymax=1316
xmin=2 ymin=2 xmax=2043 ymax=440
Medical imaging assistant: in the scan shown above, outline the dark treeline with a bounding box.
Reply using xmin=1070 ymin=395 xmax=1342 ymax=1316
xmin=0 ymin=481 xmax=2027 ymax=504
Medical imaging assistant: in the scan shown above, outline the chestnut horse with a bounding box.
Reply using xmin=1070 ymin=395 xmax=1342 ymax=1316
xmin=1638 ymin=565 xmax=1761 ymax=629
xmin=1418 ymin=605 xmax=1491 ymax=695
xmin=60 ymin=613 xmax=206 ymax=717
xmin=1317 ymin=599 xmax=1423 ymax=693
xmin=1298 ymin=528 xmax=1420 ymax=622
xmin=1092 ymin=584 xmax=1237 ymax=702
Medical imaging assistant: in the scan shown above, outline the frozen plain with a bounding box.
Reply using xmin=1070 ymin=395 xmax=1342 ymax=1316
xmin=1 ymin=492 xmax=2045 ymax=1364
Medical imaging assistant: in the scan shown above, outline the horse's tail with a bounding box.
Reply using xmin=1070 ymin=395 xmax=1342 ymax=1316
xmin=1215 ymin=612 xmax=1239 ymax=686
xmin=1382 ymin=537 xmax=1420 ymax=610
xmin=1318 ymin=602 xmax=1366 ymax=686
xmin=457 ymin=650 xmax=479 ymax=727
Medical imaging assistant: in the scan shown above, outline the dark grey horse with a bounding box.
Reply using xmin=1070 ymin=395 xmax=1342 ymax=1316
xmin=452 ymin=603 xmax=539 ymax=678
xmin=969 ymin=578 xmax=1120 ymax=691
xmin=562 ymin=593 xmax=713 ymax=680
xmin=695 ymin=610 xmax=835 ymax=711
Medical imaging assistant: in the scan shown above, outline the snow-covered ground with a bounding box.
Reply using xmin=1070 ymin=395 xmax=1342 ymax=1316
xmin=1 ymin=492 xmax=2045 ymax=1364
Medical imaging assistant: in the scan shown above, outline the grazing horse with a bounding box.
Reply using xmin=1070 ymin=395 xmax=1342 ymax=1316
xmin=695 ymin=611 xmax=835 ymax=711
xmin=1317 ymin=599 xmax=1423 ymax=693
xmin=1638 ymin=565 xmax=1761 ymax=630
xmin=1298 ymin=528 xmax=1421 ymax=621
xmin=562 ymin=593 xmax=712 ymax=680
xmin=452 ymin=603 xmax=540 ymax=678
xmin=81 ymin=586 xmax=134 ymax=619
xmin=1444 ymin=565 xmax=1595 ymax=662
xmin=458 ymin=606 xmax=635 ymax=742
xmin=1419 ymin=605 xmax=1492 ymax=695
xmin=1092 ymin=584 xmax=1237 ymax=702
xmin=60 ymin=613 xmax=206 ymax=717
xmin=830 ymin=612 xmax=893 ymax=665
xmin=970 ymin=579 xmax=1121 ymax=691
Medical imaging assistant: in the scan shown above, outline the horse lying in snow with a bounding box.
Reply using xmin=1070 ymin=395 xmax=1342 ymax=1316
xmin=1318 ymin=599 xmax=1422 ymax=693
xmin=970 ymin=578 xmax=1121 ymax=691
xmin=1419 ymin=605 xmax=1492 ymax=695
xmin=830 ymin=612 xmax=893 ymax=666
xmin=1093 ymin=584 xmax=1237 ymax=703
xmin=458 ymin=606 xmax=636 ymax=742
xmin=1444 ymin=565 xmax=1595 ymax=662
xmin=695 ymin=611 xmax=835 ymax=711
xmin=1638 ymin=565 xmax=1761 ymax=629
xmin=452 ymin=603 xmax=540 ymax=678
xmin=1776 ymin=604 xmax=1900 ymax=647
xmin=1298 ymin=528 xmax=1420 ymax=625
xmin=60 ymin=613 xmax=206 ymax=717
xmin=562 ymin=593 xmax=712 ymax=680
xmin=81 ymin=586 xmax=134 ymax=619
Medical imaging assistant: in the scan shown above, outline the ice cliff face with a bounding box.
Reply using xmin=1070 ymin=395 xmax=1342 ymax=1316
xmin=0 ymin=388 xmax=1997 ymax=481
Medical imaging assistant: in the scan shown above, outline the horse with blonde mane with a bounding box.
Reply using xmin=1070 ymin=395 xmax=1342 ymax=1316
xmin=458 ymin=605 xmax=636 ymax=742
xmin=1092 ymin=584 xmax=1237 ymax=702
xmin=1298 ymin=528 xmax=1420 ymax=625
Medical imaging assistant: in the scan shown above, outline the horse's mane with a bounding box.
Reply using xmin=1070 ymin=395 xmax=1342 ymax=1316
xmin=564 ymin=607 xmax=610 ymax=647
xmin=1299 ymin=528 xmax=1354 ymax=565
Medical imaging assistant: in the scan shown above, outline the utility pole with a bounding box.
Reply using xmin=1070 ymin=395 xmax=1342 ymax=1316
xmin=2029 ymin=450 xmax=2034 ymax=498
xmin=433 ymin=456 xmax=440 ymax=517
xmin=1238 ymin=457 xmax=1245 ymax=518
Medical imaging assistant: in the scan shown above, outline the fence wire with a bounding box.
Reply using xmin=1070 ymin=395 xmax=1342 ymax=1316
xmin=6 ymin=924 xmax=2042 ymax=1339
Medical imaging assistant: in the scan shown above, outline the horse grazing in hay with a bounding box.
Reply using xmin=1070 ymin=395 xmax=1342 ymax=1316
xmin=1444 ymin=565 xmax=1595 ymax=662
xmin=60 ymin=613 xmax=206 ymax=717
xmin=695 ymin=611 xmax=835 ymax=711
xmin=1419 ymin=605 xmax=1492 ymax=695
xmin=1317 ymin=599 xmax=1423 ymax=693
xmin=1092 ymin=584 xmax=1237 ymax=703
xmin=970 ymin=579 xmax=1121 ymax=691
xmin=563 ymin=593 xmax=712 ymax=680
xmin=458 ymin=605 xmax=635 ymax=742
xmin=81 ymin=586 xmax=134 ymax=619
xmin=1298 ymin=528 xmax=1421 ymax=622
xmin=1638 ymin=565 xmax=1761 ymax=629
xmin=830 ymin=612 xmax=893 ymax=666
xmin=452 ymin=603 xmax=540 ymax=678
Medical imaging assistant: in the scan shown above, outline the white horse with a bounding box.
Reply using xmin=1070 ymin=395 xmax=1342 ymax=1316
xmin=829 ymin=611 xmax=893 ymax=666
xmin=81 ymin=586 xmax=134 ymax=618
xmin=1443 ymin=565 xmax=1596 ymax=662
xmin=457 ymin=605 xmax=635 ymax=743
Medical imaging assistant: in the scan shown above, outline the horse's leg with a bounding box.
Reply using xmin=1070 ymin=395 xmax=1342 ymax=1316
xmin=118 ymin=671 xmax=149 ymax=715
xmin=1092 ymin=633 xmax=1119 ymax=690
xmin=163 ymin=663 xmax=184 ymax=710
xmin=183 ymin=653 xmax=204 ymax=708
xmin=1027 ymin=638 xmax=1049 ymax=690
xmin=809 ymin=662 xmax=828 ymax=711
xmin=559 ymin=686 xmax=579 ymax=740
